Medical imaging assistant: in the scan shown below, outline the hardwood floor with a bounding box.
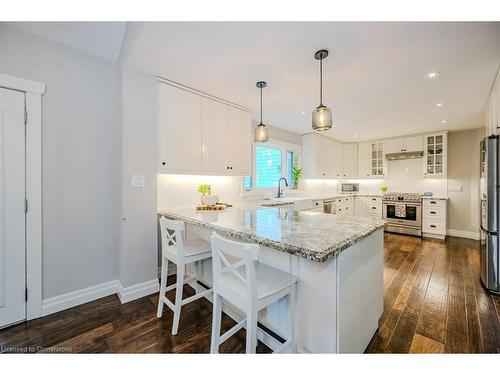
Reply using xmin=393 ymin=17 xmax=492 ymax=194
xmin=366 ymin=234 xmax=500 ymax=353
xmin=0 ymin=234 xmax=499 ymax=353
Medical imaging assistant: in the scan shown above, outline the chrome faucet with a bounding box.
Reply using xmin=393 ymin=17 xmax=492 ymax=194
xmin=277 ymin=177 xmax=288 ymax=198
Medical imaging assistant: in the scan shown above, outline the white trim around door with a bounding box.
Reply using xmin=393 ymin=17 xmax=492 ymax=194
xmin=0 ymin=73 xmax=45 ymax=321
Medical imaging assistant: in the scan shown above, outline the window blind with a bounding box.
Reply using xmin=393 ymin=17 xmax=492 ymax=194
xmin=255 ymin=146 xmax=282 ymax=188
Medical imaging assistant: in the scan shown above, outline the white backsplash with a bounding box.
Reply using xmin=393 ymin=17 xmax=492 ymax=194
xmin=302 ymin=158 xmax=448 ymax=197
xmin=157 ymin=174 xmax=244 ymax=209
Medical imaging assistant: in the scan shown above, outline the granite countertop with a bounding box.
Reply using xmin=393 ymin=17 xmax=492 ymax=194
xmin=158 ymin=205 xmax=385 ymax=263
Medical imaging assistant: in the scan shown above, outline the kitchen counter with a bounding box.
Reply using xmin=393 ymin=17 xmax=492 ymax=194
xmin=422 ymin=196 xmax=448 ymax=200
xmin=158 ymin=205 xmax=385 ymax=263
xmin=158 ymin=203 xmax=384 ymax=353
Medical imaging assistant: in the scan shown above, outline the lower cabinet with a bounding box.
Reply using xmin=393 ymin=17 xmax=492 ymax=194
xmin=333 ymin=196 xmax=354 ymax=216
xmin=422 ymin=198 xmax=447 ymax=239
xmin=354 ymin=196 xmax=382 ymax=219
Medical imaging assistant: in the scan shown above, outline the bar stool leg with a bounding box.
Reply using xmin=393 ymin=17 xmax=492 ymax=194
xmin=246 ymin=307 xmax=257 ymax=354
xmin=210 ymin=293 xmax=222 ymax=353
xmin=156 ymin=257 xmax=168 ymax=318
xmin=172 ymin=263 xmax=185 ymax=335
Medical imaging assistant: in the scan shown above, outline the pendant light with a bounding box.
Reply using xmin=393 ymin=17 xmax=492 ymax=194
xmin=255 ymin=81 xmax=269 ymax=142
xmin=312 ymin=49 xmax=333 ymax=131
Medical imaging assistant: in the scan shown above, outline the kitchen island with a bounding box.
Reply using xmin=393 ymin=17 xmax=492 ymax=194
xmin=158 ymin=205 xmax=385 ymax=353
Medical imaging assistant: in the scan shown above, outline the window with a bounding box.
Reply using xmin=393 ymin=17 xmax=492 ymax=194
xmin=243 ymin=141 xmax=301 ymax=192
xmin=255 ymin=146 xmax=282 ymax=188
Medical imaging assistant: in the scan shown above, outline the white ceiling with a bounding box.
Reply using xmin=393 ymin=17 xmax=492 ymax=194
xmin=7 ymin=22 xmax=126 ymax=62
xmin=122 ymin=22 xmax=500 ymax=141
xmin=7 ymin=22 xmax=500 ymax=141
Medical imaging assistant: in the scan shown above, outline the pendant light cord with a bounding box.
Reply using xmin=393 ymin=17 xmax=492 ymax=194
xmin=319 ymin=57 xmax=323 ymax=106
xmin=260 ymin=86 xmax=263 ymax=124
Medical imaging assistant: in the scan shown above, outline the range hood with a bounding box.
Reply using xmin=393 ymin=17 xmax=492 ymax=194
xmin=385 ymin=151 xmax=423 ymax=160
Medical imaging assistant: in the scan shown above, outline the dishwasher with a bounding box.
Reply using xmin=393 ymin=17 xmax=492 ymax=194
xmin=323 ymin=199 xmax=335 ymax=214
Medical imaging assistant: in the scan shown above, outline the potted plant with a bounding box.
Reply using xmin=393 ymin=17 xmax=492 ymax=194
xmin=380 ymin=185 xmax=388 ymax=193
xmin=291 ymin=154 xmax=302 ymax=190
xmin=197 ymin=184 xmax=218 ymax=205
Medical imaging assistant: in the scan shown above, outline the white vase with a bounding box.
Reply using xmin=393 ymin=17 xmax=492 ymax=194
xmin=202 ymin=195 xmax=219 ymax=206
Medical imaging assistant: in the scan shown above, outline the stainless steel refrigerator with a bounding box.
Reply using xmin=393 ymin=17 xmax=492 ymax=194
xmin=480 ymin=135 xmax=500 ymax=294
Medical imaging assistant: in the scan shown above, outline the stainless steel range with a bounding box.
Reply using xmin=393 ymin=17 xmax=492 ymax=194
xmin=382 ymin=192 xmax=422 ymax=237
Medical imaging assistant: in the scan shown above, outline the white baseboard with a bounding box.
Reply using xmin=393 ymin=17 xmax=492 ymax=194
xmin=116 ymin=279 xmax=159 ymax=304
xmin=447 ymin=229 xmax=480 ymax=240
xmin=42 ymin=278 xmax=160 ymax=317
xmin=42 ymin=280 xmax=118 ymax=317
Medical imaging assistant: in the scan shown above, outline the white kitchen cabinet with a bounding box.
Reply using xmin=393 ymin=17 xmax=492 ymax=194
xmin=403 ymin=135 xmax=424 ymax=152
xmin=486 ymin=70 xmax=499 ymax=136
xmin=201 ymin=97 xmax=229 ymax=173
xmin=385 ymin=136 xmax=423 ymax=153
xmin=357 ymin=143 xmax=371 ymax=178
xmin=423 ymin=132 xmax=447 ymax=178
xmin=302 ymin=133 xmax=343 ymax=179
xmin=158 ymin=83 xmax=202 ymax=172
xmin=422 ymin=198 xmax=447 ymax=239
xmin=342 ymin=144 xmax=358 ymax=178
xmin=158 ymin=82 xmax=251 ymax=175
xmin=227 ymin=106 xmax=252 ymax=174
xmin=358 ymin=142 xmax=384 ymax=178
xmin=354 ymin=196 xmax=382 ymax=219
xmin=331 ymin=140 xmax=344 ymax=178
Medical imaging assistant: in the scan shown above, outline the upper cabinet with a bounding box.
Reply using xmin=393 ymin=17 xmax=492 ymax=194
xmin=342 ymin=144 xmax=358 ymax=178
xmin=158 ymin=82 xmax=252 ymax=175
xmin=158 ymin=83 xmax=202 ymax=172
xmin=385 ymin=136 xmax=423 ymax=154
xmin=302 ymin=133 xmax=344 ymax=179
xmin=357 ymin=142 xmax=385 ymax=178
xmin=486 ymin=70 xmax=499 ymax=137
xmin=423 ymin=132 xmax=447 ymax=178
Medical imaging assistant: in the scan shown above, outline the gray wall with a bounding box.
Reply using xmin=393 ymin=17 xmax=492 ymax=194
xmin=447 ymin=127 xmax=485 ymax=234
xmin=0 ymin=25 xmax=121 ymax=299
xmin=119 ymin=66 xmax=158 ymax=287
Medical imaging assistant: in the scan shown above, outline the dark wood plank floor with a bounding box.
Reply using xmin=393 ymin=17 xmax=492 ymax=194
xmin=1 ymin=234 xmax=499 ymax=353
xmin=366 ymin=234 xmax=500 ymax=353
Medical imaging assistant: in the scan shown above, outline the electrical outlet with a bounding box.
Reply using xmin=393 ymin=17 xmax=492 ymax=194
xmin=131 ymin=175 xmax=145 ymax=188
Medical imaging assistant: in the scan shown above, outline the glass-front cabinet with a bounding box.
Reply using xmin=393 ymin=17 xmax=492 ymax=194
xmin=424 ymin=132 xmax=447 ymax=178
xmin=370 ymin=142 xmax=385 ymax=177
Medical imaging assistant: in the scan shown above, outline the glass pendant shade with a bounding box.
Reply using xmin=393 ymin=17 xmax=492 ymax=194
xmin=312 ymin=105 xmax=333 ymax=131
xmin=254 ymin=123 xmax=269 ymax=142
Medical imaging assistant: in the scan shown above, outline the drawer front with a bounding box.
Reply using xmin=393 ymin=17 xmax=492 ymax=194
xmin=423 ymin=199 xmax=446 ymax=208
xmin=367 ymin=210 xmax=382 ymax=219
xmin=337 ymin=205 xmax=353 ymax=215
xmin=366 ymin=196 xmax=382 ymax=204
xmin=423 ymin=205 xmax=445 ymax=220
xmin=422 ymin=219 xmax=446 ymax=235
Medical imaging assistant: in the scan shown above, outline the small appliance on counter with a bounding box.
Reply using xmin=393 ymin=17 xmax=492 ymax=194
xmin=340 ymin=183 xmax=359 ymax=193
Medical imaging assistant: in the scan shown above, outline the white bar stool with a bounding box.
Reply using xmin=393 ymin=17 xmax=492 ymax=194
xmin=209 ymin=232 xmax=298 ymax=354
xmin=157 ymin=216 xmax=213 ymax=335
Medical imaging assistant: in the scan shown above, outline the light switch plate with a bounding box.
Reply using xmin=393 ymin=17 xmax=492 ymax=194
xmin=131 ymin=175 xmax=145 ymax=188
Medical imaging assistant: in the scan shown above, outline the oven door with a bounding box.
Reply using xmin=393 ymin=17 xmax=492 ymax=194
xmin=383 ymin=202 xmax=422 ymax=228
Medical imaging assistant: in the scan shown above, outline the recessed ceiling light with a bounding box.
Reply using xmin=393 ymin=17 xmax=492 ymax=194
xmin=441 ymin=120 xmax=447 ymax=124
xmin=435 ymin=103 xmax=443 ymax=107
xmin=301 ymin=110 xmax=306 ymax=114
xmin=354 ymin=134 xmax=358 ymax=138
xmin=427 ymin=71 xmax=440 ymax=79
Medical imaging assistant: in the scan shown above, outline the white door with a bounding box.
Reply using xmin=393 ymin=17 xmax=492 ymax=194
xmin=0 ymin=88 xmax=26 ymax=328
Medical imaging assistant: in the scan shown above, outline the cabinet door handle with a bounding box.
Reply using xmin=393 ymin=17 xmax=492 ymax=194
xmin=372 ymin=207 xmax=376 ymax=209
xmin=430 ymin=201 xmax=436 ymax=204
xmin=430 ymin=224 xmax=436 ymax=228
xmin=162 ymin=162 xmax=166 ymax=166
xmin=430 ymin=211 xmax=436 ymax=214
